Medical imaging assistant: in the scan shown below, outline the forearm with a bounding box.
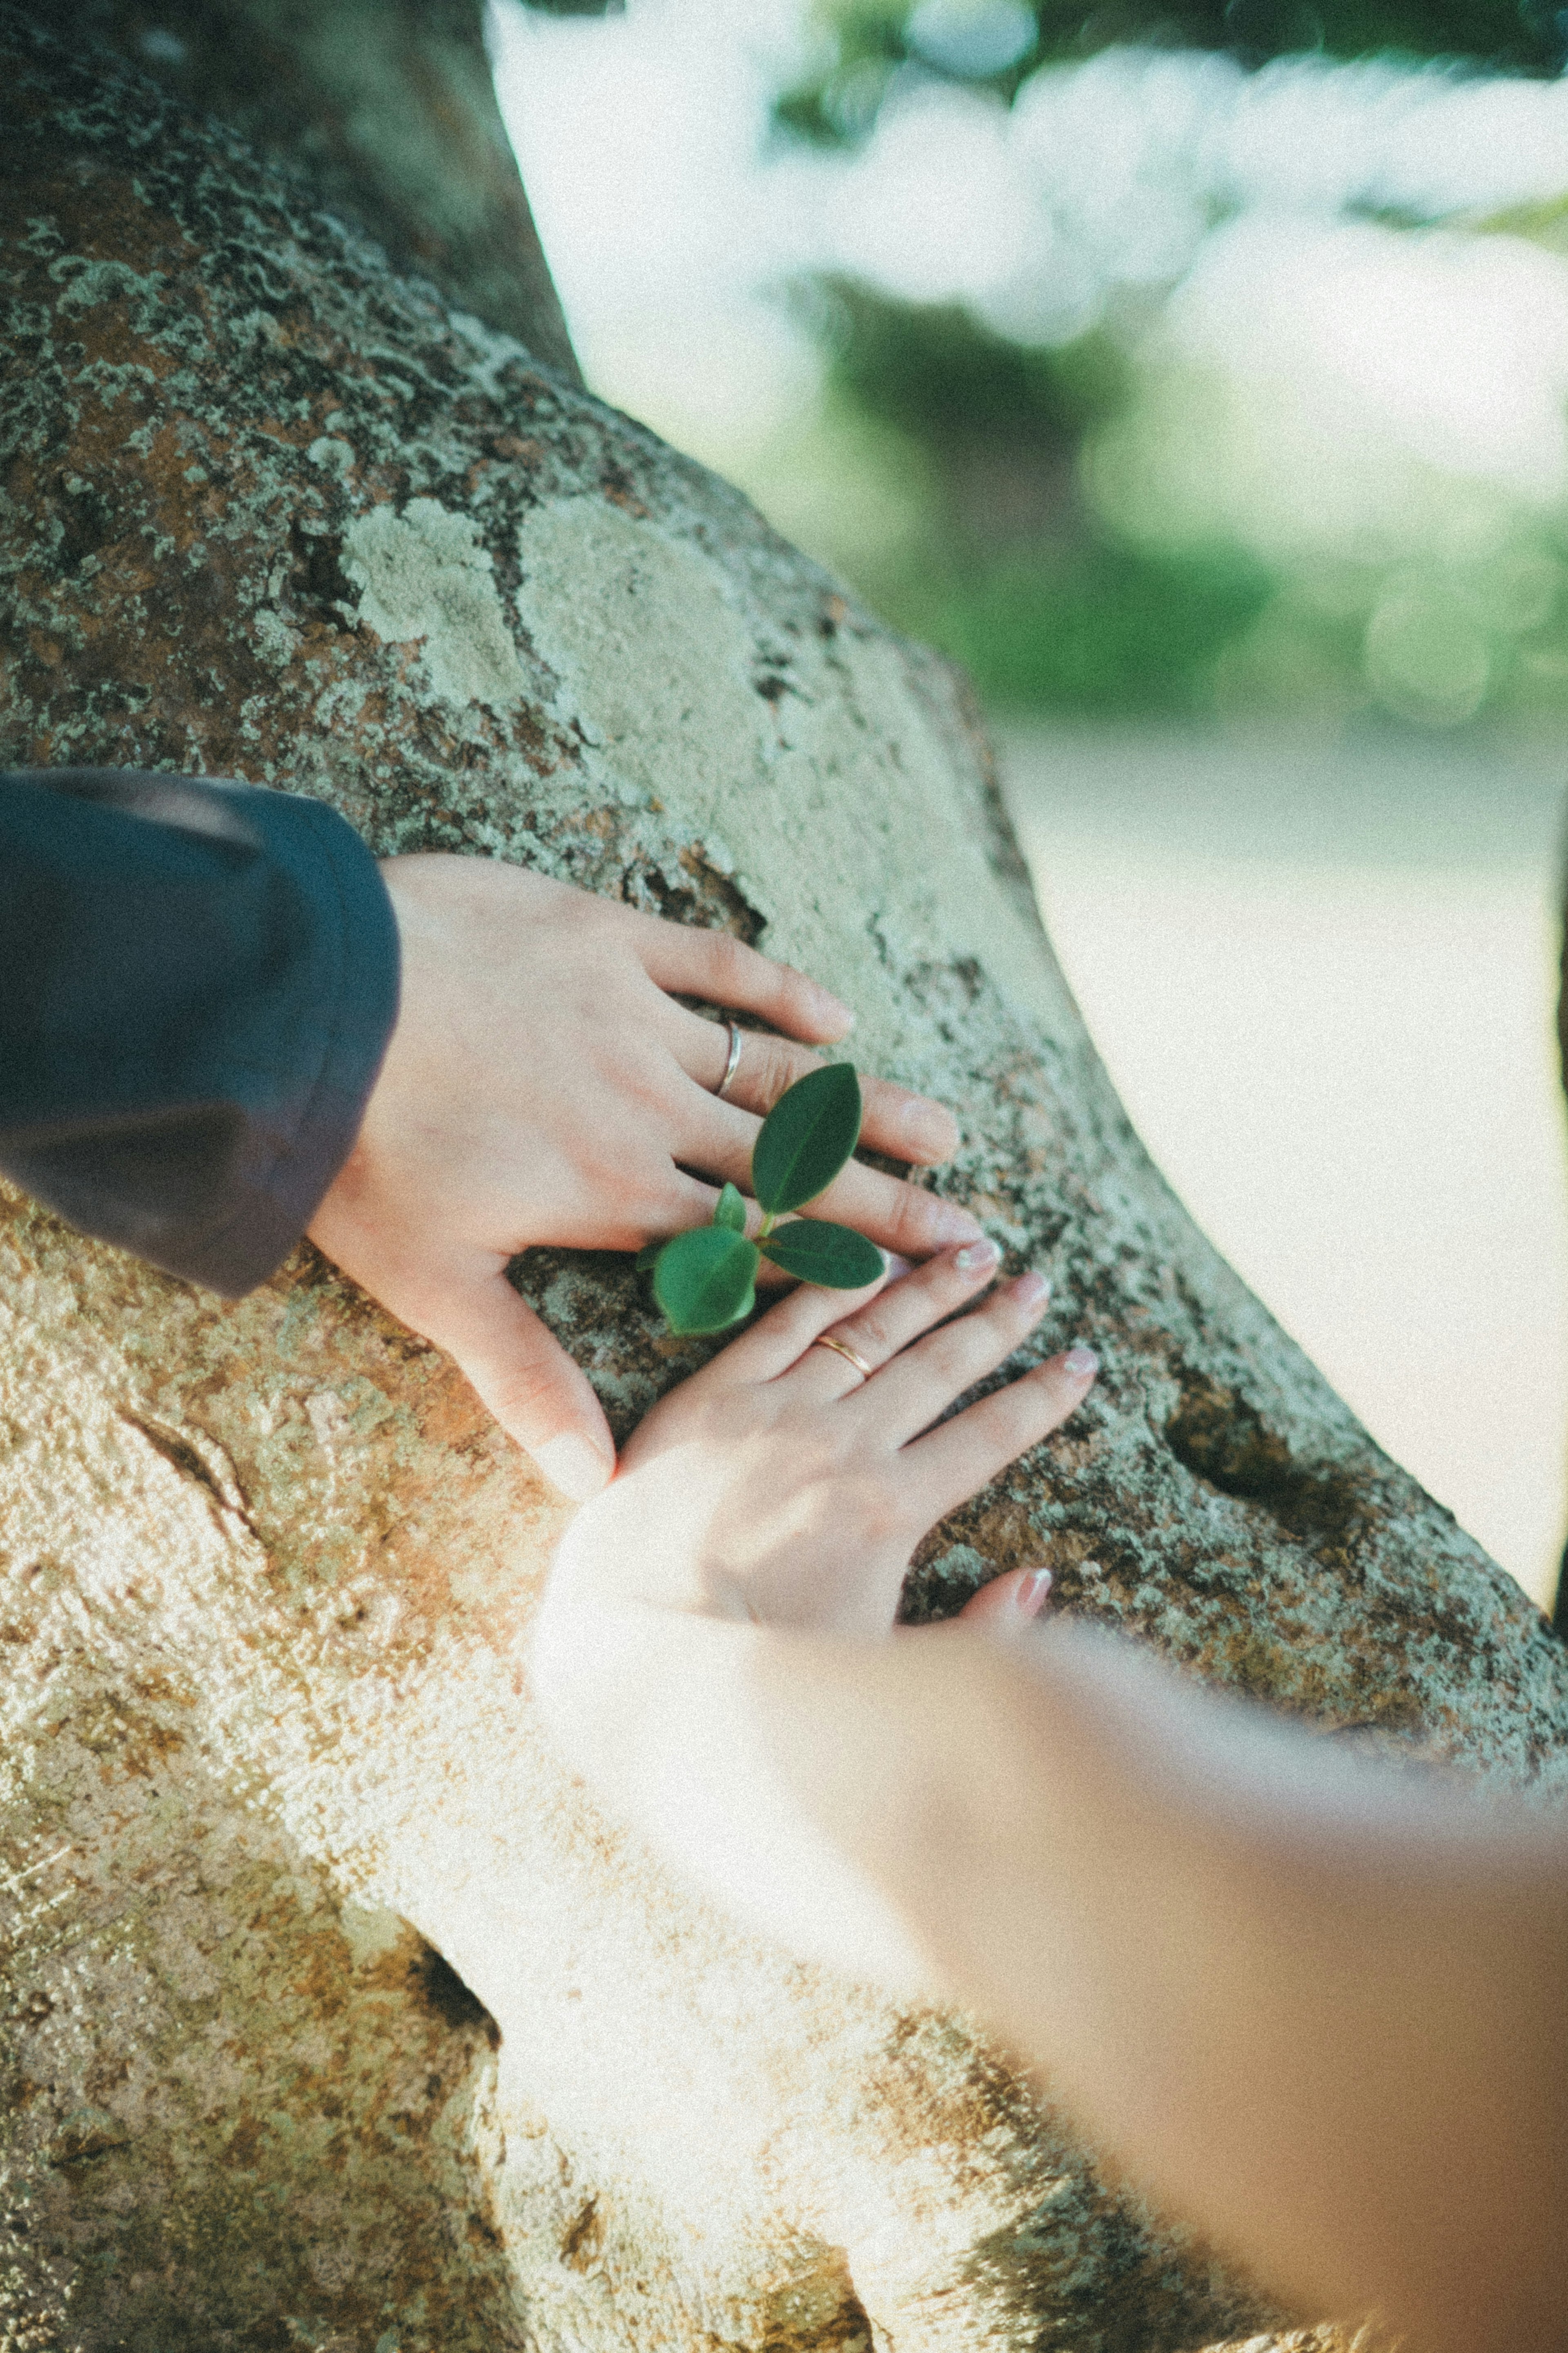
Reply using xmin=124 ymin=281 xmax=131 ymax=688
xmin=531 ymin=1590 xmax=953 ymax=1992
xmin=868 ymin=1630 xmax=1568 ymax=2353
xmin=536 ymin=1588 xmax=1568 ymax=2352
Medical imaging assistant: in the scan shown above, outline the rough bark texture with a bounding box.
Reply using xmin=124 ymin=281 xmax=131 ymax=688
xmin=74 ymin=0 xmax=580 ymax=380
xmin=1 ymin=10 xmax=1565 ymax=2349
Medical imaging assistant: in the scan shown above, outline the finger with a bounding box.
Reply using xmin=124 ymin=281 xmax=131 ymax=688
xmin=903 ymin=1346 xmax=1100 ymax=1526
xmin=670 ymin=1015 xmax=959 ymax=1166
xmin=856 ymin=1269 xmax=1056 ymax=1440
xmin=678 ymin=1094 xmax=982 ymax=1257
xmin=411 ymin=1271 xmax=617 ymax=1501
xmin=641 ymin=1167 xmax=735 ymax=1239
xmin=636 ymin=922 xmax=855 ymax=1044
xmin=896 ymin=1566 xmax=1052 ymax=1648
xmin=787 ymin=1238 xmax=1005 ymax=1398
xmin=808 ymin=1150 xmax=983 ymax=1254
xmin=700 ymin=1254 xmax=898 ymax=1385
xmin=630 ymin=1175 xmax=863 ymax=1291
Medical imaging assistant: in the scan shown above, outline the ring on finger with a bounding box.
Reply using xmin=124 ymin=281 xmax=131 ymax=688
xmin=714 ymin=1022 xmax=744 ymax=1100
xmin=811 ymin=1332 xmax=874 ymax=1382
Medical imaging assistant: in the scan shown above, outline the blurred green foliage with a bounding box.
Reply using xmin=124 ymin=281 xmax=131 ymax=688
xmin=797 ymin=281 xmax=1274 ymax=711
xmin=760 ymin=10 xmax=1568 ymax=724
xmin=918 ymin=545 xmax=1275 ymax=711
xmin=810 ymin=279 xmax=1125 ymax=443
xmin=516 ymin=0 xmax=1568 ymax=725
xmin=777 ymin=0 xmax=1566 ymax=145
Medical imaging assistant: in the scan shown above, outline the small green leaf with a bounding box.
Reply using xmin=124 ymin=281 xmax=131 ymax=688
xmin=635 ymin=1240 xmax=665 ymax=1272
xmin=751 ymin=1063 xmax=863 ymax=1217
xmin=652 ymin=1225 xmax=760 ymax=1335
xmin=759 ymin=1219 xmax=886 ymax=1289
xmin=713 ymin=1181 xmax=747 ymax=1233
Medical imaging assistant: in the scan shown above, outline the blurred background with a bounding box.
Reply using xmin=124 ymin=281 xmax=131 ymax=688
xmin=489 ymin=0 xmax=1568 ymax=1608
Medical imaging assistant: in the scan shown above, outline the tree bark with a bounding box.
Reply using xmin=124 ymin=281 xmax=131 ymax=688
xmin=74 ymin=0 xmax=580 ymax=379
xmin=1 ymin=8 xmax=1564 ymax=2349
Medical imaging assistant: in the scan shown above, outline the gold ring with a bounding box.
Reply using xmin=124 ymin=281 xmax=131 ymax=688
xmin=715 ymin=1023 xmax=744 ymax=1100
xmin=811 ymin=1333 xmax=873 ymax=1381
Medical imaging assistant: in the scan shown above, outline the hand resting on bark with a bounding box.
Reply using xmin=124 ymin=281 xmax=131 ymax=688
xmin=309 ymin=853 xmax=979 ymax=1500
xmin=0 ymin=774 xmax=973 ymax=1505
xmin=533 ymin=1247 xmax=1568 ymax=2353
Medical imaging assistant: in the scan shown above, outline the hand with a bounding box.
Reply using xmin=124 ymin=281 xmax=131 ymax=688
xmin=548 ymin=1238 xmax=1099 ymax=1633
xmin=307 ymin=855 xmax=979 ymax=1501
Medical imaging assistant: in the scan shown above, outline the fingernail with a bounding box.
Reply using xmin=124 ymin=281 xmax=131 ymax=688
xmin=930 ymin=1202 xmax=984 ymax=1245
xmin=1064 ymin=1344 xmax=1099 ymax=1378
xmin=815 ymin=991 xmax=855 ymax=1033
xmin=1017 ymin=1568 xmax=1053 ymax=1617
xmin=535 ymin=1433 xmax=614 ymax=1502
xmin=881 ymin=1251 xmax=915 ymax=1280
xmin=955 ymin=1237 xmax=1000 ymax=1276
xmin=904 ymin=1102 xmax=958 ymax=1159
xmin=1010 ymin=1270 xmax=1050 ymax=1309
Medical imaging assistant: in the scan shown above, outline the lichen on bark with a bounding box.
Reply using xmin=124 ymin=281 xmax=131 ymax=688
xmin=1 ymin=7 xmax=1565 ymax=2349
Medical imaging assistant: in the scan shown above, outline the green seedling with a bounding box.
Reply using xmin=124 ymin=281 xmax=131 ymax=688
xmin=639 ymin=1061 xmax=885 ymax=1335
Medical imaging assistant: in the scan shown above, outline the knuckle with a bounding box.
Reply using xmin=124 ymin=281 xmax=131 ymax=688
xmin=827 ymin=1474 xmax=904 ymax=1550
xmin=750 ymin=1034 xmax=814 ymax=1107
xmin=987 ymin=1374 xmax=1042 ymax=1433
xmin=704 ymin=930 xmax=752 ymax=996
xmin=837 ymin=1298 xmax=898 ymax=1360
xmin=922 ymin=1317 xmax=988 ymax=1385
xmin=883 ymin=1184 xmax=935 ymax=1251
xmin=994 ymin=1365 xmax=1059 ymax=1438
xmin=488 ymin=1355 xmax=567 ymax=1427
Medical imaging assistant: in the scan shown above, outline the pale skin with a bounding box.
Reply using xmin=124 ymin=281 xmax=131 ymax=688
xmin=306 ymin=854 xmax=980 ymax=1500
xmin=533 ymin=1249 xmax=1568 ymax=2353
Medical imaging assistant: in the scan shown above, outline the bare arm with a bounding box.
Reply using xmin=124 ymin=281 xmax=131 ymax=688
xmin=768 ymin=1627 xmax=1568 ymax=2353
xmin=535 ymin=1255 xmax=1568 ymax=2353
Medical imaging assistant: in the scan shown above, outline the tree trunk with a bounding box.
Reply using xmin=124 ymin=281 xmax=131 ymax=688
xmin=1 ymin=9 xmax=1563 ymax=2349
xmin=74 ymin=0 xmax=580 ymax=379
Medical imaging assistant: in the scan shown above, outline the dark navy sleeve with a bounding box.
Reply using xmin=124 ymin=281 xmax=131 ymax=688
xmin=0 ymin=769 xmax=400 ymax=1295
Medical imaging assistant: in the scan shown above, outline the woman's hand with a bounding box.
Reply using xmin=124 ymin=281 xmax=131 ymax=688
xmin=532 ymin=1240 xmax=1098 ymax=1989
xmin=548 ymin=1238 xmax=1098 ymax=1634
xmin=307 ymin=855 xmax=978 ymax=1500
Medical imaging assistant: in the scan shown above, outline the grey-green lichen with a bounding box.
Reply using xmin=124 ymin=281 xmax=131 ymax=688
xmin=0 ymin=7 xmax=1564 ymax=2349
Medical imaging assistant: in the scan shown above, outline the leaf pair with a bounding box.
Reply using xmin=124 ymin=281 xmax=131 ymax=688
xmin=645 ymin=1061 xmax=886 ymax=1335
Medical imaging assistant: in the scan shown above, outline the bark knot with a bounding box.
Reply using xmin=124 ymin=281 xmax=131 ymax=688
xmin=1166 ymin=1374 xmax=1368 ymax=1554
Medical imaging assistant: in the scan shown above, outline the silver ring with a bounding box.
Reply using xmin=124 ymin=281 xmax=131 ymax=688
xmin=715 ymin=1022 xmax=744 ymax=1100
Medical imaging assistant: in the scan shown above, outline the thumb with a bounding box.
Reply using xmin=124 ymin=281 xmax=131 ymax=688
xmin=956 ymin=1566 xmax=1053 ymax=1632
xmin=416 ymin=1271 xmax=616 ymax=1502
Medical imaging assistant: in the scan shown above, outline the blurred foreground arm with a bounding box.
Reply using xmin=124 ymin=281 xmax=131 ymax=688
xmin=820 ymin=1626 xmax=1568 ymax=2353
xmin=535 ymin=1255 xmax=1568 ymax=2353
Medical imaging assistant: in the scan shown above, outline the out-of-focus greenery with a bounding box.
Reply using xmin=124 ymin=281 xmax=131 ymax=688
xmin=760 ymin=247 xmax=1568 ymax=725
xmin=515 ymin=0 xmax=1568 ymax=726
xmin=783 ymin=282 xmax=1274 ymax=712
xmin=778 ymin=0 xmax=1566 ymax=145
xmin=750 ymin=4 xmax=1568 ymax=725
